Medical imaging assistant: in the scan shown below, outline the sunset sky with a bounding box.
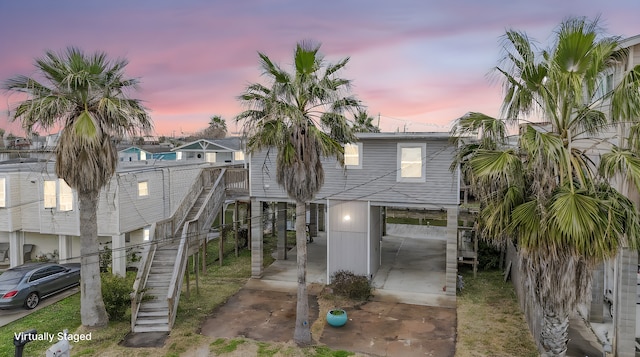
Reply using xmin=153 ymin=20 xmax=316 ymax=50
xmin=1 ymin=1 xmax=639 ymax=137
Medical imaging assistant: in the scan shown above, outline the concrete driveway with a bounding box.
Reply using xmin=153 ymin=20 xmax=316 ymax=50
xmin=0 ymin=286 xmax=79 ymax=327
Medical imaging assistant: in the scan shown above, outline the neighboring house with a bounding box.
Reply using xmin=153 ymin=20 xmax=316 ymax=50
xmin=6 ymin=137 xmax=31 ymax=150
xmin=172 ymin=137 xmax=245 ymax=164
xmin=248 ymin=132 xmax=460 ymax=298
xmin=118 ymin=144 xmax=175 ymax=162
xmin=0 ymin=158 xmax=210 ymax=275
xmin=589 ymin=34 xmax=640 ymax=357
xmin=505 ymin=34 xmax=640 ymax=357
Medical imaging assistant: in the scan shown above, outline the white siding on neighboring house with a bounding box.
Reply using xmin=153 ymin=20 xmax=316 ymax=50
xmin=118 ymin=170 xmax=165 ymax=233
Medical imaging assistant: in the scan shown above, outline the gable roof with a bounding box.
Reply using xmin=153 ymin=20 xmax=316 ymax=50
xmin=171 ymin=137 xmax=242 ymax=152
xmin=117 ymin=144 xmax=173 ymax=154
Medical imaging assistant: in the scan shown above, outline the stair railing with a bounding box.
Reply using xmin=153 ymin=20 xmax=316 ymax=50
xmin=131 ymin=222 xmax=157 ymax=331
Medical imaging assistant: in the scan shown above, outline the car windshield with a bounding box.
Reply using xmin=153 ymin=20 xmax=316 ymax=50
xmin=0 ymin=270 xmax=25 ymax=285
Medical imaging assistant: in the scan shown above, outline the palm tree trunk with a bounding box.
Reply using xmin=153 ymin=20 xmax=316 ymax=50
xmin=79 ymin=190 xmax=109 ymax=327
xmin=540 ymin=307 xmax=569 ymax=356
xmin=293 ymin=200 xmax=311 ymax=345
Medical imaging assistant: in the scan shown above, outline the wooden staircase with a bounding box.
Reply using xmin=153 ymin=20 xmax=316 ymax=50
xmin=131 ymin=167 xmax=228 ymax=333
xmin=133 ymin=242 xmax=178 ymax=332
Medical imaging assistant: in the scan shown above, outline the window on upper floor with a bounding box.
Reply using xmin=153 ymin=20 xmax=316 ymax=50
xmin=344 ymin=143 xmax=362 ymax=169
xmin=397 ymin=143 xmax=426 ymax=182
xmin=0 ymin=177 xmax=5 ymax=208
xmin=234 ymin=151 xmax=245 ymax=161
xmin=43 ymin=179 xmax=74 ymax=211
xmin=44 ymin=180 xmax=56 ymax=208
xmin=594 ymin=70 xmax=614 ymax=101
xmin=205 ymin=152 xmax=216 ymax=163
xmin=143 ymin=227 xmax=150 ymax=241
xmin=138 ymin=181 xmax=149 ymax=197
xmin=140 ymin=151 xmax=147 ymax=160
xmin=176 ymin=151 xmax=183 ymax=160
xmin=58 ymin=179 xmax=73 ymax=211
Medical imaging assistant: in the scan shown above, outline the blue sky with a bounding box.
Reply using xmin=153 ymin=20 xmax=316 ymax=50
xmin=1 ymin=0 xmax=638 ymax=136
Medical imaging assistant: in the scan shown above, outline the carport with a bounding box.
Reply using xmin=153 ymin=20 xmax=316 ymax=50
xmin=259 ymin=231 xmax=453 ymax=308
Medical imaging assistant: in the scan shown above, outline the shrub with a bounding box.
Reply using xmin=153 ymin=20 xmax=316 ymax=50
xmin=478 ymin=240 xmax=501 ymax=270
xmin=101 ymin=272 xmax=135 ymax=320
xmin=329 ymin=270 xmax=372 ymax=301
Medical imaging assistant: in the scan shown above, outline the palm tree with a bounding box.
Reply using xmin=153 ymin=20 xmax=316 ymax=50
xmin=237 ymin=41 xmax=360 ymax=345
xmin=452 ymin=18 xmax=640 ymax=356
xmin=201 ymin=115 xmax=227 ymax=138
xmin=352 ymin=109 xmax=380 ymax=133
xmin=4 ymin=47 xmax=152 ymax=328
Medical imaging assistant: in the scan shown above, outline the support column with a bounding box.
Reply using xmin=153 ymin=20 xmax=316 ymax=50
xmin=309 ymin=203 xmax=318 ymax=238
xmin=58 ymin=235 xmax=73 ymax=264
xmin=9 ymin=231 xmax=21 ymax=268
xmin=614 ymin=248 xmax=637 ymax=357
xmin=276 ymin=202 xmax=287 ymax=260
xmin=445 ymin=208 xmax=458 ymax=296
xmin=251 ymin=198 xmax=263 ymax=278
xmin=590 ymin=262 xmax=605 ymax=323
xmin=111 ymin=234 xmax=127 ymax=277
xmin=382 ymin=207 xmax=387 ymax=236
xmin=318 ymin=204 xmax=325 ymax=232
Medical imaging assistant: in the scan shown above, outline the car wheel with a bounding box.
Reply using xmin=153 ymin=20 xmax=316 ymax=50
xmin=25 ymin=292 xmax=39 ymax=309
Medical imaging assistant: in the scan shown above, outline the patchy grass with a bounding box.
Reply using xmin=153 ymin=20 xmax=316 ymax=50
xmin=455 ymin=268 xmax=538 ymax=357
xmin=209 ymin=337 xmax=246 ymax=354
xmin=1 ymin=229 xmax=539 ymax=357
xmin=0 ymin=292 xmax=82 ymax=357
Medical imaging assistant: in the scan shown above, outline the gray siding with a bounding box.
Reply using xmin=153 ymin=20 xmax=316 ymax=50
xmin=251 ymin=137 xmax=458 ymax=207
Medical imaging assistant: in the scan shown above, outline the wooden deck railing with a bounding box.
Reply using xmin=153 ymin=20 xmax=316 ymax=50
xmin=224 ymin=168 xmax=249 ymax=194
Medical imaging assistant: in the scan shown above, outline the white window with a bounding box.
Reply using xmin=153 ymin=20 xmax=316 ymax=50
xmin=58 ymin=179 xmax=73 ymax=211
xmin=594 ymin=70 xmax=614 ymax=101
xmin=176 ymin=151 xmax=183 ymax=160
xmin=234 ymin=151 xmax=245 ymax=161
xmin=0 ymin=177 xmax=5 ymax=208
xmin=143 ymin=227 xmax=150 ymax=241
xmin=138 ymin=181 xmax=149 ymax=197
xmin=140 ymin=151 xmax=147 ymax=160
xmin=205 ymin=152 xmax=216 ymax=163
xmin=44 ymin=180 xmax=57 ymax=208
xmin=397 ymin=143 xmax=426 ymax=182
xmin=344 ymin=143 xmax=362 ymax=169
xmin=44 ymin=179 xmax=74 ymax=210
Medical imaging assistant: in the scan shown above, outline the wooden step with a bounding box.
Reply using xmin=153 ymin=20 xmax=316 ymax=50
xmin=133 ymin=324 xmax=170 ymax=333
xmin=146 ymin=280 xmax=171 ymax=286
xmin=150 ymin=267 xmax=174 ymax=274
xmin=140 ymin=301 xmax=168 ymax=310
xmin=138 ymin=310 xmax=168 ymax=318
xmin=136 ymin=317 xmax=169 ymax=325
